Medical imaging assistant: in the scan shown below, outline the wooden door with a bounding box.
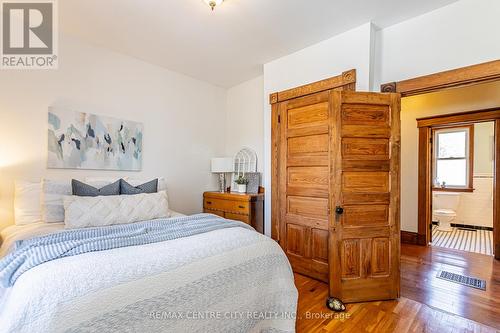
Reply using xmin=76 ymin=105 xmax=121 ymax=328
xmin=279 ymin=90 xmax=331 ymax=282
xmin=330 ymin=91 xmax=401 ymax=303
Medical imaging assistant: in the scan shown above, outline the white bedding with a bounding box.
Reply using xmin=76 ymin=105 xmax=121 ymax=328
xmin=0 ymin=214 xmax=297 ymax=333
xmin=0 ymin=209 xmax=185 ymax=258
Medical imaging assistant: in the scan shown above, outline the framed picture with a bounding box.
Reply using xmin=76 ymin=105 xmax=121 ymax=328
xmin=47 ymin=108 xmax=143 ymax=171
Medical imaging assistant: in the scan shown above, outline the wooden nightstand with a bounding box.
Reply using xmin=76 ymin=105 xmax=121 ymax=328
xmin=203 ymin=191 xmax=264 ymax=234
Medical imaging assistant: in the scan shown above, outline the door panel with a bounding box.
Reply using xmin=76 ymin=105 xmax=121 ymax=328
xmin=311 ymin=229 xmax=329 ymax=263
xmin=340 ymin=239 xmax=360 ymax=279
xmin=286 ymin=224 xmax=306 ymax=257
xmin=287 ymin=196 xmax=329 ymax=219
xmin=288 ymin=134 xmax=329 ymax=154
xmin=279 ymin=91 xmax=331 ymax=282
xmin=342 ymin=172 xmax=389 ymax=193
xmin=341 ymin=104 xmax=390 ymax=124
xmin=342 ymin=138 xmax=389 ymax=160
xmin=287 ymin=102 xmax=329 ymax=128
xmin=330 ymin=91 xmax=400 ymax=303
xmin=371 ymin=238 xmax=391 ymax=276
xmin=287 ymin=166 xmax=329 ymax=197
xmin=343 ymin=205 xmax=389 ymax=227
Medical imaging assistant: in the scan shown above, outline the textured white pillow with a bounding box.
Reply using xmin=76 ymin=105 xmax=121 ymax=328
xmin=41 ymin=179 xmax=72 ymax=223
xmin=14 ymin=181 xmax=42 ymax=225
xmin=63 ymin=191 xmax=170 ymax=229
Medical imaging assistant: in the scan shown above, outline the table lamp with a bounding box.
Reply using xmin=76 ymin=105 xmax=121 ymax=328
xmin=211 ymin=157 xmax=234 ymax=192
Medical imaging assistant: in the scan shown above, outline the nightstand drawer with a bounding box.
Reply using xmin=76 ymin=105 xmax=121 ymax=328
xmin=204 ymin=209 xmax=225 ymax=218
xmin=225 ymin=212 xmax=250 ymax=224
xmin=204 ymin=198 xmax=250 ymax=215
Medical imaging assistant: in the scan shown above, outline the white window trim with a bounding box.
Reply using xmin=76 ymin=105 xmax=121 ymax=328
xmin=433 ymin=126 xmax=471 ymax=189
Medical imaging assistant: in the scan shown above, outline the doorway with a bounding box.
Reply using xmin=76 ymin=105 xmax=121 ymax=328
xmin=381 ymin=60 xmax=500 ymax=259
xmin=420 ymin=118 xmax=495 ymax=255
xmin=416 ymin=108 xmax=499 ymax=257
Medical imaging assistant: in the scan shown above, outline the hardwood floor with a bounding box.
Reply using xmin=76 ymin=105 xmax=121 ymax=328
xmin=295 ymin=244 xmax=500 ymax=332
xmin=401 ymin=244 xmax=499 ymax=328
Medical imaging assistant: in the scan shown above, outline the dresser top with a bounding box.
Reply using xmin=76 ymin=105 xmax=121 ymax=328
xmin=203 ymin=191 xmax=264 ymax=202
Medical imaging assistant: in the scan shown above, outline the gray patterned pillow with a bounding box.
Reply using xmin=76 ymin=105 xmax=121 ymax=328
xmin=120 ymin=179 xmax=158 ymax=195
xmin=72 ymin=179 xmax=120 ymax=197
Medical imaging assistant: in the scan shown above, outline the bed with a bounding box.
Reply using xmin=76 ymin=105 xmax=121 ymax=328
xmin=0 ymin=210 xmax=297 ymax=333
xmin=0 ymin=210 xmax=186 ymax=258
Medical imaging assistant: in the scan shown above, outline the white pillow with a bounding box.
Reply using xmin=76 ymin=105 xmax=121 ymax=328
xmin=63 ymin=191 xmax=170 ymax=229
xmin=14 ymin=181 xmax=42 ymax=225
xmin=41 ymin=179 xmax=72 ymax=223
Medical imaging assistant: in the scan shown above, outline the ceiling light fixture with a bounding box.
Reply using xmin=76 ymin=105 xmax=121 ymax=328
xmin=204 ymin=0 xmax=224 ymax=11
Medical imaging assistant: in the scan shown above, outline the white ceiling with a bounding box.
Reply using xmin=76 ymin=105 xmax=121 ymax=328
xmin=60 ymin=0 xmax=458 ymax=87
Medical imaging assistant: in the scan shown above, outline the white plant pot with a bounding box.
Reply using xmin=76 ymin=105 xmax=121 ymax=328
xmin=236 ymin=184 xmax=247 ymax=193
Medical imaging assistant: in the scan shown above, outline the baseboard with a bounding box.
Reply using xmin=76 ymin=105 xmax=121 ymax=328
xmin=401 ymin=231 xmax=427 ymax=245
xmin=450 ymin=223 xmax=493 ymax=231
xmin=401 ymin=231 xmax=418 ymax=244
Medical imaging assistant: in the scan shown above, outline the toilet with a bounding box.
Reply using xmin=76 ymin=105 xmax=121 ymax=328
xmin=432 ymin=192 xmax=461 ymax=232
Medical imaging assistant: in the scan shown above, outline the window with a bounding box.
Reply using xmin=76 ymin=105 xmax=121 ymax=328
xmin=433 ymin=125 xmax=474 ymax=191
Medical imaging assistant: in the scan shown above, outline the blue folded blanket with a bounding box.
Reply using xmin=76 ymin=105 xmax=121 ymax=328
xmin=0 ymin=214 xmax=251 ymax=288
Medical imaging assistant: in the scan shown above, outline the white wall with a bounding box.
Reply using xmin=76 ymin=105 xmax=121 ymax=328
xmin=261 ymin=23 xmax=374 ymax=235
xmin=225 ymin=76 xmax=264 ymax=172
xmin=401 ymin=81 xmax=500 ymax=232
xmin=263 ymin=22 xmax=373 ymax=95
xmin=374 ymin=0 xmax=500 ymax=88
xmin=474 ymin=122 xmax=495 ymax=175
xmin=0 ymin=35 xmax=226 ymax=229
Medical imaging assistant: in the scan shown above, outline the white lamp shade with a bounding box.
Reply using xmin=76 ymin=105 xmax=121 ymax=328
xmin=211 ymin=157 xmax=234 ymax=173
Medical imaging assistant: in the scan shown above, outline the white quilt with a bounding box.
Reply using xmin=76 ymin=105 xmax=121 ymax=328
xmin=0 ymin=222 xmax=297 ymax=333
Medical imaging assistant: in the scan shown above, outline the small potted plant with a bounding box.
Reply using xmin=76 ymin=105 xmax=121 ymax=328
xmin=235 ymin=175 xmax=249 ymax=193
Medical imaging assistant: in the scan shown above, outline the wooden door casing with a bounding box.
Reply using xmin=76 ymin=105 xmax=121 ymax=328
xmin=329 ymin=91 xmax=401 ymax=303
xmin=279 ymin=91 xmax=331 ymax=282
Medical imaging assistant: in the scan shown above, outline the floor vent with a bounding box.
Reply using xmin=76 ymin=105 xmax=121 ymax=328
xmin=436 ymin=270 xmax=486 ymax=290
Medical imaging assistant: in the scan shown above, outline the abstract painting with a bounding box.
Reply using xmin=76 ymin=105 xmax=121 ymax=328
xmin=48 ymin=108 xmax=143 ymax=170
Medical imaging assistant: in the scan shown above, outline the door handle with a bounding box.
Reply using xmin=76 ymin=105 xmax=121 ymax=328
xmin=335 ymin=206 xmax=344 ymax=215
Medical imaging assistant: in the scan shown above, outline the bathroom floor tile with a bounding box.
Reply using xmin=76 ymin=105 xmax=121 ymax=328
xmin=432 ymin=226 xmax=493 ymax=256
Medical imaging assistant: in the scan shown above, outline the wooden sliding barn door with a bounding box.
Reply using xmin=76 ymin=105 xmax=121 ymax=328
xmin=278 ymin=91 xmax=332 ymax=282
xmin=330 ymin=91 xmax=401 ymax=303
